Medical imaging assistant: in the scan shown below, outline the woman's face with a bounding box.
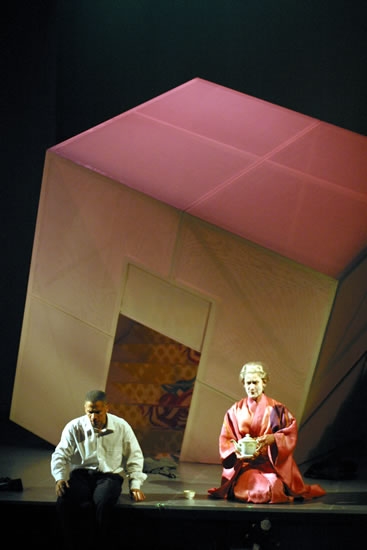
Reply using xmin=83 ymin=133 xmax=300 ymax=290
xmin=243 ymin=372 xmax=265 ymax=400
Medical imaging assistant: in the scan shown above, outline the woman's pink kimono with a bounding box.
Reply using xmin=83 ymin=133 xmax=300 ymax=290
xmin=208 ymin=393 xmax=326 ymax=503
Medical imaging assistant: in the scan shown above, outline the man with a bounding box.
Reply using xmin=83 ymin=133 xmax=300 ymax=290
xmin=51 ymin=389 xmax=147 ymax=548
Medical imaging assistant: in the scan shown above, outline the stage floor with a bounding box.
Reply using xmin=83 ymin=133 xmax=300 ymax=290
xmin=1 ymin=419 xmax=367 ymax=513
xmin=1 ymin=420 xmax=367 ymax=549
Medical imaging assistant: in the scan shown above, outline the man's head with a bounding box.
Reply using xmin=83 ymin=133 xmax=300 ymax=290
xmin=84 ymin=389 xmax=109 ymax=430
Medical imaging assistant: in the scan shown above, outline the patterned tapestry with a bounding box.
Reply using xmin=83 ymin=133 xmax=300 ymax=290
xmin=106 ymin=314 xmax=200 ymax=458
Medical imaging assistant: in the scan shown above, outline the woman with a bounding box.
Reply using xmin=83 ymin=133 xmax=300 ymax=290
xmin=208 ymin=361 xmax=326 ymax=503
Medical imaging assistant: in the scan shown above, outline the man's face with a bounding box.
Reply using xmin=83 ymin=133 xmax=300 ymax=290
xmin=85 ymin=400 xmax=108 ymax=430
xmin=244 ymin=373 xmax=265 ymax=400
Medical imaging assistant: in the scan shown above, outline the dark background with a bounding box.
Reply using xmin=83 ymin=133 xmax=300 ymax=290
xmin=2 ymin=0 xmax=366 ymax=419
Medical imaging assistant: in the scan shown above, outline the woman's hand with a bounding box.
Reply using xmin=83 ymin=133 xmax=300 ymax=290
xmin=245 ymin=434 xmax=275 ymax=461
xmin=256 ymin=434 xmax=275 ymax=452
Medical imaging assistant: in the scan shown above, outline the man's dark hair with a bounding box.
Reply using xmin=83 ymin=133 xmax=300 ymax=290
xmin=85 ymin=389 xmax=107 ymax=403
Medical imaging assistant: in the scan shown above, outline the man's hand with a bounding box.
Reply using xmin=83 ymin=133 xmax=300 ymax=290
xmin=130 ymin=488 xmax=146 ymax=502
xmin=55 ymin=479 xmax=69 ymax=497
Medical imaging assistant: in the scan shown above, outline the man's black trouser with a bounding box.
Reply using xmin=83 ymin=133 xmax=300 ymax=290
xmin=56 ymin=468 xmax=123 ymax=550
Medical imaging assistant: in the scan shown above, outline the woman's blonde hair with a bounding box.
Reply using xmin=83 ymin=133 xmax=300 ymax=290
xmin=239 ymin=361 xmax=269 ymax=385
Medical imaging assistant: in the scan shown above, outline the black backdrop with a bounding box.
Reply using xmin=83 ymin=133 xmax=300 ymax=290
xmin=2 ymin=0 xmax=366 ymax=417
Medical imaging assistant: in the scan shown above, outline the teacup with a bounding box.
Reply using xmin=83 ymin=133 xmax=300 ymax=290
xmin=183 ymin=489 xmax=196 ymax=499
